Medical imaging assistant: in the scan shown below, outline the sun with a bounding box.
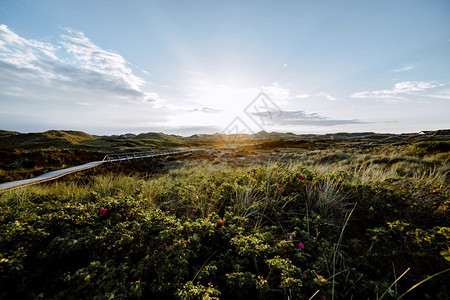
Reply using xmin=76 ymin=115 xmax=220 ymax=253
xmin=172 ymin=79 xmax=261 ymax=130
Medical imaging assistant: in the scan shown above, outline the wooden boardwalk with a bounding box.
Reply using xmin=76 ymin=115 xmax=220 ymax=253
xmin=0 ymin=149 xmax=191 ymax=191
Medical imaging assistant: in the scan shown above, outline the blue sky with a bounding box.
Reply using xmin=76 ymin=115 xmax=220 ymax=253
xmin=0 ymin=0 xmax=449 ymax=135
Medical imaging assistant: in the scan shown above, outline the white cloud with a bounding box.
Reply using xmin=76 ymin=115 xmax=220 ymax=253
xmin=391 ymin=81 xmax=436 ymax=93
xmin=294 ymin=91 xmax=337 ymax=101
xmin=0 ymin=25 xmax=158 ymax=103
xmin=351 ymin=81 xmax=438 ymax=102
xmin=295 ymin=93 xmax=311 ymax=99
xmin=0 ymin=24 xmax=58 ymax=78
xmin=0 ymin=25 xmax=57 ymax=62
xmin=392 ymin=65 xmax=414 ymax=72
xmin=0 ymin=24 xmax=167 ymax=133
xmin=262 ymin=82 xmax=290 ymax=103
xmin=60 ymin=27 xmax=146 ymax=91
xmin=427 ymin=91 xmax=450 ymax=100
xmin=315 ymin=92 xmax=337 ymax=101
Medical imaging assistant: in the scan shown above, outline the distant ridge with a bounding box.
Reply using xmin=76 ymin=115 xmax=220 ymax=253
xmin=44 ymin=130 xmax=96 ymax=143
xmin=0 ymin=129 xmax=448 ymax=151
xmin=0 ymin=130 xmax=187 ymax=151
xmin=0 ymin=130 xmax=96 ymax=150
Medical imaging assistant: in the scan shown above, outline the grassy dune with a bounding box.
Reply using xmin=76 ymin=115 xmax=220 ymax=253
xmin=0 ymin=130 xmax=448 ymax=299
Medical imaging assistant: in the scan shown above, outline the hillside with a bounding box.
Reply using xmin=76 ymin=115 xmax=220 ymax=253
xmin=0 ymin=129 xmax=448 ymax=184
xmin=0 ymin=130 xmax=448 ymax=298
xmin=0 ymin=130 xmax=188 ymax=151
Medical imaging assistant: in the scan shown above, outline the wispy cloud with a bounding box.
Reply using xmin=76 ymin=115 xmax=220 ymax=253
xmin=392 ymin=65 xmax=414 ymax=72
xmin=0 ymin=25 xmax=58 ymax=67
xmin=294 ymin=93 xmax=312 ymax=99
xmin=252 ymin=109 xmax=367 ymax=126
xmin=351 ymin=81 xmax=440 ymax=102
xmin=426 ymin=91 xmax=450 ymax=100
xmin=262 ymin=83 xmax=290 ymax=103
xmin=0 ymin=24 xmax=166 ymax=132
xmin=294 ymin=91 xmax=337 ymax=101
xmin=315 ymin=92 xmax=337 ymax=101
xmin=0 ymin=25 xmax=158 ymax=103
xmin=60 ymin=27 xmax=146 ymax=91
xmin=263 ymin=83 xmax=340 ymax=103
xmin=191 ymin=107 xmax=221 ymax=113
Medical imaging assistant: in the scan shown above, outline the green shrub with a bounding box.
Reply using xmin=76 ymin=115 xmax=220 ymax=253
xmin=0 ymin=162 xmax=448 ymax=299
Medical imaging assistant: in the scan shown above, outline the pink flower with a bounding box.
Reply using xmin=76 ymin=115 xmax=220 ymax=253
xmin=289 ymin=235 xmax=293 ymax=239
xmin=206 ymin=190 xmax=211 ymax=195
xmin=14 ymin=220 xmax=19 ymax=224
xmin=99 ymin=207 xmax=107 ymax=216
xmin=278 ymin=187 xmax=283 ymax=191
xmin=300 ymin=175 xmax=305 ymax=180
xmin=208 ymin=203 xmax=212 ymax=207
xmin=297 ymin=242 xmax=305 ymax=250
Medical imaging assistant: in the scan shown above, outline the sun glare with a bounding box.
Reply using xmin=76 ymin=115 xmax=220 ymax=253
xmin=177 ymin=79 xmax=260 ymax=128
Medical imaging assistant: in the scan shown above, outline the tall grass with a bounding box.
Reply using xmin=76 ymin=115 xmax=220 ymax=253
xmin=300 ymin=149 xmax=448 ymax=188
xmin=331 ymin=203 xmax=356 ymax=300
xmin=91 ymin=174 xmax=142 ymax=197
xmin=1 ymin=151 xmax=447 ymax=298
xmin=2 ymin=150 xmax=446 ymax=214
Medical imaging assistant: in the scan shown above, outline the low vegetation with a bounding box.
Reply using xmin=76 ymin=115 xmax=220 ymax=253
xmin=0 ymin=130 xmax=448 ymax=299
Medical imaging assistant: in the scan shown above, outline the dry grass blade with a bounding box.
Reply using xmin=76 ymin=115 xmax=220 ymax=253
xmin=332 ymin=202 xmax=357 ymax=300
xmin=379 ymin=267 xmax=410 ymax=300
xmin=398 ymin=268 xmax=450 ymax=299
xmin=308 ymin=289 xmax=320 ymax=300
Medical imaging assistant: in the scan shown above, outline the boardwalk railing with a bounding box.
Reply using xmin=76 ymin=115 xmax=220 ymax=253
xmin=102 ymin=149 xmax=191 ymax=163
xmin=0 ymin=149 xmax=193 ymax=191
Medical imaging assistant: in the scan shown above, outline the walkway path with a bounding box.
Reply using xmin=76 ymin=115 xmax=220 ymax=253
xmin=0 ymin=149 xmax=191 ymax=191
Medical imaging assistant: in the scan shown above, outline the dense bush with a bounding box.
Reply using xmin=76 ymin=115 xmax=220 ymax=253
xmin=0 ymin=163 xmax=448 ymax=299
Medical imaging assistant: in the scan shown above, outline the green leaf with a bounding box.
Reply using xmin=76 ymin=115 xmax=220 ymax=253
xmin=440 ymin=249 xmax=450 ymax=261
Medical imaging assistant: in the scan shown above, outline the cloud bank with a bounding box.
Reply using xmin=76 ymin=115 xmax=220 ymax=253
xmin=350 ymin=81 xmax=450 ymax=103
xmin=252 ymin=110 xmax=367 ymax=127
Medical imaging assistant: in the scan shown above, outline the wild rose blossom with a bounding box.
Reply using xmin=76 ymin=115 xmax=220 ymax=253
xmin=297 ymin=242 xmax=305 ymax=250
xmin=300 ymin=175 xmax=305 ymax=180
xmin=99 ymin=207 xmax=107 ymax=216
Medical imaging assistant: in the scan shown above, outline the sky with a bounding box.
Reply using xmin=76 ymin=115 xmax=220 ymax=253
xmin=0 ymin=0 xmax=449 ymax=136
